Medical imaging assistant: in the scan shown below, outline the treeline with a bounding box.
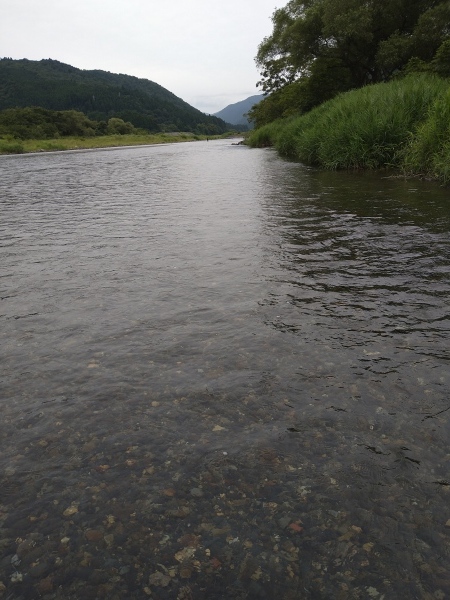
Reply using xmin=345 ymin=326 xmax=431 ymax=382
xmin=250 ymin=0 xmax=450 ymax=127
xmin=0 ymin=58 xmax=230 ymax=135
xmin=0 ymin=107 xmax=147 ymax=140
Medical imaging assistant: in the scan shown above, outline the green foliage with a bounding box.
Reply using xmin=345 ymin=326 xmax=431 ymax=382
xmin=106 ymin=117 xmax=135 ymax=135
xmin=402 ymin=87 xmax=450 ymax=182
xmin=0 ymin=106 xmax=234 ymax=143
xmin=0 ymin=107 xmax=97 ymax=140
xmin=0 ymin=138 xmax=24 ymax=154
xmin=0 ymin=107 xmax=105 ymax=139
xmin=248 ymin=81 xmax=305 ymax=127
xmin=0 ymin=58 xmax=231 ymax=134
xmin=247 ymin=75 xmax=450 ymax=182
xmin=56 ymin=110 xmax=98 ymax=137
xmin=245 ymin=120 xmax=282 ymax=147
xmin=431 ymin=40 xmax=450 ymax=77
xmin=255 ymin=0 xmax=450 ymax=121
xmin=2 ymin=132 xmax=222 ymax=154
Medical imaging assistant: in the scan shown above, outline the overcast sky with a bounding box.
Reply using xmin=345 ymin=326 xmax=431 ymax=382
xmin=1 ymin=0 xmax=280 ymax=114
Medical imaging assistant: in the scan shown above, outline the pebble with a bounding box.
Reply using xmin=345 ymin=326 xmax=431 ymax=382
xmin=16 ymin=539 xmax=36 ymax=557
xmin=29 ymin=561 xmax=50 ymax=578
xmin=36 ymin=577 xmax=53 ymax=594
xmin=63 ymin=506 xmax=78 ymax=517
xmin=148 ymin=571 xmax=171 ymax=587
xmin=10 ymin=554 xmax=20 ymax=567
xmin=85 ymin=529 xmax=104 ymax=542
xmin=278 ymin=517 xmax=291 ymax=529
xmin=0 ymin=353 xmax=448 ymax=600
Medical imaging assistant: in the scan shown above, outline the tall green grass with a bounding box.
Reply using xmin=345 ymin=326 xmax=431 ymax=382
xmin=0 ymin=138 xmax=24 ymax=154
xmin=247 ymin=75 xmax=450 ymax=182
xmin=245 ymin=120 xmax=281 ymax=148
xmin=401 ymin=87 xmax=450 ymax=183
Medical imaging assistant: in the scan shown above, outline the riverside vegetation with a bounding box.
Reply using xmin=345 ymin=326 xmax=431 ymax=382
xmin=0 ymin=58 xmax=237 ymax=154
xmin=0 ymin=107 xmax=237 ymax=154
xmin=247 ymin=0 xmax=450 ymax=183
xmin=247 ymin=75 xmax=450 ymax=183
xmin=0 ymin=132 xmax=232 ymax=155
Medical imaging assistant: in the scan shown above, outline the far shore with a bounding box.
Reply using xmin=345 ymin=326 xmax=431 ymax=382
xmin=0 ymin=132 xmax=245 ymax=155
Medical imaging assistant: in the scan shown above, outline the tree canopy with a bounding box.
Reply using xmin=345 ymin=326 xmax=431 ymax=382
xmin=0 ymin=107 xmax=138 ymax=140
xmin=250 ymin=0 xmax=450 ymax=126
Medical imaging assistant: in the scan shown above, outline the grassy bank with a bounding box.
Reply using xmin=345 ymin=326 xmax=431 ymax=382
xmin=247 ymin=75 xmax=450 ymax=183
xmin=0 ymin=132 xmax=236 ymax=155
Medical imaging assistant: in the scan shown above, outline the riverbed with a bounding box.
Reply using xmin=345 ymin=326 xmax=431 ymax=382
xmin=1 ymin=140 xmax=449 ymax=599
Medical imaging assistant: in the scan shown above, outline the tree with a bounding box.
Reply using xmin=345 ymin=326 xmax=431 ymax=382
xmin=106 ymin=117 xmax=135 ymax=135
xmin=432 ymin=39 xmax=450 ymax=76
xmin=253 ymin=0 xmax=450 ymax=125
xmin=55 ymin=110 xmax=97 ymax=137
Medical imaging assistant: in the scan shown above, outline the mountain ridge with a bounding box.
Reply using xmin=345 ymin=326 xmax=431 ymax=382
xmin=214 ymin=94 xmax=263 ymax=127
xmin=0 ymin=58 xmax=230 ymax=134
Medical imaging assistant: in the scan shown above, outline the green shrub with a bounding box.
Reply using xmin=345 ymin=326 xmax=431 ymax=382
xmin=246 ymin=121 xmax=280 ymax=147
xmin=106 ymin=118 xmax=135 ymax=135
xmin=0 ymin=139 xmax=24 ymax=153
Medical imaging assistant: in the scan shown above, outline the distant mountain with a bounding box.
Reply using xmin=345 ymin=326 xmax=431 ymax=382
xmin=0 ymin=58 xmax=230 ymax=134
xmin=214 ymin=95 xmax=264 ymax=127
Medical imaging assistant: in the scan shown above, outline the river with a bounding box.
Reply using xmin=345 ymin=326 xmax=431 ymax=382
xmin=1 ymin=139 xmax=450 ymax=599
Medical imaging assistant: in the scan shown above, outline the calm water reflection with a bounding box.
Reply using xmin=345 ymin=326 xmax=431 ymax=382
xmin=1 ymin=141 xmax=450 ymax=599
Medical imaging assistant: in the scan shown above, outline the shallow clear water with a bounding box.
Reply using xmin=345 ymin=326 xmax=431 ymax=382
xmin=1 ymin=140 xmax=450 ymax=599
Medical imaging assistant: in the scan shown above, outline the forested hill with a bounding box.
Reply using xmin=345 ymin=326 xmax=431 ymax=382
xmin=0 ymin=58 xmax=229 ymax=134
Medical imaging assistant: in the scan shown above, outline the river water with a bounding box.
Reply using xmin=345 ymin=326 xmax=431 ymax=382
xmin=1 ymin=140 xmax=449 ymax=599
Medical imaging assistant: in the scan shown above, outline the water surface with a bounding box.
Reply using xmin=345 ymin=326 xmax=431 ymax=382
xmin=1 ymin=140 xmax=450 ymax=599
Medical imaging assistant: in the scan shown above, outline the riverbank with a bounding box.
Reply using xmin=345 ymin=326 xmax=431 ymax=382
xmin=0 ymin=132 xmax=238 ymax=155
xmin=247 ymin=74 xmax=450 ymax=184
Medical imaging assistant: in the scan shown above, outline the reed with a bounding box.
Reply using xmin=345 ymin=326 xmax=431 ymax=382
xmin=401 ymin=87 xmax=450 ymax=183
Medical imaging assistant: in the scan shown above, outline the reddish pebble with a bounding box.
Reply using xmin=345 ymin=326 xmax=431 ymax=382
xmin=85 ymin=529 xmax=104 ymax=542
xmin=36 ymin=577 xmax=53 ymax=594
